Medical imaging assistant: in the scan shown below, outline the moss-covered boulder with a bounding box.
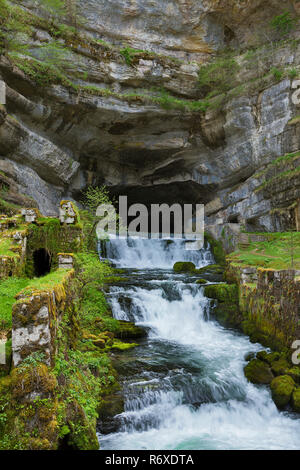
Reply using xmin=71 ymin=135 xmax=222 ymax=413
xmin=115 ymin=320 xmax=147 ymax=339
xmin=204 ymin=283 xmax=238 ymax=303
xmin=287 ymin=367 xmax=300 ymax=384
xmin=245 ymin=352 xmax=256 ymax=362
xmin=196 ymin=264 xmax=224 ymax=275
xmin=270 ymin=375 xmax=295 ymax=408
xmin=244 ymin=359 xmax=274 ymax=384
xmin=203 ymin=283 xmax=241 ymax=328
xmin=204 ymin=233 xmax=226 ymax=265
xmin=196 ymin=279 xmax=207 ymax=285
xmin=271 ymin=357 xmax=290 ymax=376
xmin=264 ymin=352 xmax=281 ymax=365
xmin=292 ymin=388 xmax=300 ymax=413
xmin=173 ymin=262 xmax=196 ymax=273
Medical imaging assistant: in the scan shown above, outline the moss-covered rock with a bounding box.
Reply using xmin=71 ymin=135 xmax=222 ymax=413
xmin=270 ymin=375 xmax=295 ymax=408
xmin=245 ymin=352 xmax=256 ymax=362
xmin=256 ymin=350 xmax=269 ymax=362
xmin=196 ymin=264 xmax=224 ymax=275
xmin=264 ymin=352 xmax=281 ymax=365
xmin=287 ymin=367 xmax=300 ymax=384
xmin=244 ymin=359 xmax=274 ymax=384
xmin=115 ymin=320 xmax=147 ymax=339
xmin=173 ymin=262 xmax=196 ymax=273
xmin=292 ymin=387 xmax=300 ymax=413
xmin=110 ymin=340 xmax=138 ymax=351
xmin=203 ymin=282 xmax=241 ymax=328
xmin=204 ymin=233 xmax=226 ymax=265
xmin=204 ymin=283 xmax=238 ymax=303
xmin=271 ymin=357 xmax=290 ymax=376
xmin=196 ymin=279 xmax=207 ymax=285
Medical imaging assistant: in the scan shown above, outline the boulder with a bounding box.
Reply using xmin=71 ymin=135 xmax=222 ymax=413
xmin=271 ymin=357 xmax=290 ymax=376
xmin=244 ymin=359 xmax=274 ymax=384
xmin=270 ymin=375 xmax=295 ymax=408
xmin=203 ymin=283 xmax=238 ymax=303
xmin=173 ymin=262 xmax=196 ymax=273
xmin=292 ymin=388 xmax=300 ymax=413
xmin=115 ymin=321 xmax=147 ymax=339
xmin=287 ymin=367 xmax=300 ymax=384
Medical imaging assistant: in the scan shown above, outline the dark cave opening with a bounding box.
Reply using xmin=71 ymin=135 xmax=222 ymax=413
xmin=228 ymin=215 xmax=239 ymax=224
xmin=33 ymin=248 xmax=52 ymax=277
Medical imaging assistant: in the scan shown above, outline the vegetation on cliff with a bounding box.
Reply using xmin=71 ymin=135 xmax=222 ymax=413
xmin=0 ymin=193 xmax=142 ymax=450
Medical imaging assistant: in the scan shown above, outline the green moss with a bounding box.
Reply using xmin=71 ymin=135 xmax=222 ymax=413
xmin=19 ymin=269 xmax=70 ymax=297
xmin=196 ymin=264 xmax=224 ymax=275
xmin=115 ymin=321 xmax=147 ymax=339
xmin=0 ymin=238 xmax=19 ymax=257
xmin=110 ymin=340 xmax=138 ymax=351
xmin=204 ymin=233 xmax=226 ymax=265
xmin=292 ymin=388 xmax=300 ymax=413
xmin=270 ymin=375 xmax=295 ymax=408
xmin=271 ymin=357 xmax=290 ymax=376
xmin=0 ymin=278 xmax=30 ymax=330
xmin=173 ymin=262 xmax=196 ymax=273
xmin=204 ymin=283 xmax=238 ymax=303
xmin=287 ymin=367 xmax=300 ymax=384
xmin=244 ymin=359 xmax=274 ymax=384
xmin=25 ymin=218 xmax=82 ymax=276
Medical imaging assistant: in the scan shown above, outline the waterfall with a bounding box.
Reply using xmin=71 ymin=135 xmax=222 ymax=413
xmin=98 ymin=238 xmax=300 ymax=450
xmin=104 ymin=236 xmax=214 ymax=269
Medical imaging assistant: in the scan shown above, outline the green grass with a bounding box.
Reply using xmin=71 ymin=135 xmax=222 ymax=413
xmin=229 ymin=232 xmax=300 ymax=270
xmin=0 ymin=238 xmax=16 ymax=257
xmin=0 ymin=278 xmax=30 ymax=330
xmin=19 ymin=269 xmax=71 ymax=296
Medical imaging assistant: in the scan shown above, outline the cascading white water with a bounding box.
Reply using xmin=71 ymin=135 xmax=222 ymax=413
xmin=104 ymin=236 xmax=214 ymax=269
xmin=99 ymin=239 xmax=300 ymax=450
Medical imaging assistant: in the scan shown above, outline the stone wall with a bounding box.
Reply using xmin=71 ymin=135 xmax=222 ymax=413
xmin=12 ymin=270 xmax=75 ymax=367
xmin=226 ymin=265 xmax=300 ymax=351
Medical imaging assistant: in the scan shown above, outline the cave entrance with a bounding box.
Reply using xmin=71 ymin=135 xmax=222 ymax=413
xmin=33 ymin=248 xmax=52 ymax=277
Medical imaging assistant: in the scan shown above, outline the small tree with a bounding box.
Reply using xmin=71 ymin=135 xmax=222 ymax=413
xmin=81 ymin=186 xmax=119 ymax=252
xmin=65 ymin=0 xmax=78 ymax=29
xmin=270 ymin=11 xmax=297 ymax=38
xmin=39 ymin=0 xmax=66 ymax=18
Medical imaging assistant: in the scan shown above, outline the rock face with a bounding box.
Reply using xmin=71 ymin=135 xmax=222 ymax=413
xmin=19 ymin=0 xmax=300 ymax=61
xmin=0 ymin=1 xmax=299 ymax=232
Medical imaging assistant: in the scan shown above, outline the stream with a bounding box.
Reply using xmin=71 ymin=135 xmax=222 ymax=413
xmin=97 ymin=238 xmax=300 ymax=450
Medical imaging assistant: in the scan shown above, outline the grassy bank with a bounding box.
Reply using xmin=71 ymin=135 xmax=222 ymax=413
xmin=228 ymin=232 xmax=300 ymax=270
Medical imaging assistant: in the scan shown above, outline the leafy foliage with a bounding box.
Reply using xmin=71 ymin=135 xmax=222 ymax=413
xmin=198 ymin=56 xmax=240 ymax=97
xmin=270 ymin=11 xmax=298 ymax=37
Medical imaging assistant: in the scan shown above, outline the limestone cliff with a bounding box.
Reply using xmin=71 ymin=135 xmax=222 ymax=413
xmin=0 ymin=0 xmax=299 ymax=234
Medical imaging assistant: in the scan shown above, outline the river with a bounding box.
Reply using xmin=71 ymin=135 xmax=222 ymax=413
xmin=98 ymin=238 xmax=300 ymax=450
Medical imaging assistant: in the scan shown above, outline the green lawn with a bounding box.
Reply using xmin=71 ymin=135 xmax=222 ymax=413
xmin=229 ymin=232 xmax=300 ymax=270
xmin=0 ymin=278 xmax=30 ymax=330
xmin=19 ymin=269 xmax=71 ymax=296
xmin=0 ymin=270 xmax=73 ymax=331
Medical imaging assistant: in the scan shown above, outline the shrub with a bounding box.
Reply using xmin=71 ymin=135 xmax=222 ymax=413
xmin=270 ymin=11 xmax=297 ymax=37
